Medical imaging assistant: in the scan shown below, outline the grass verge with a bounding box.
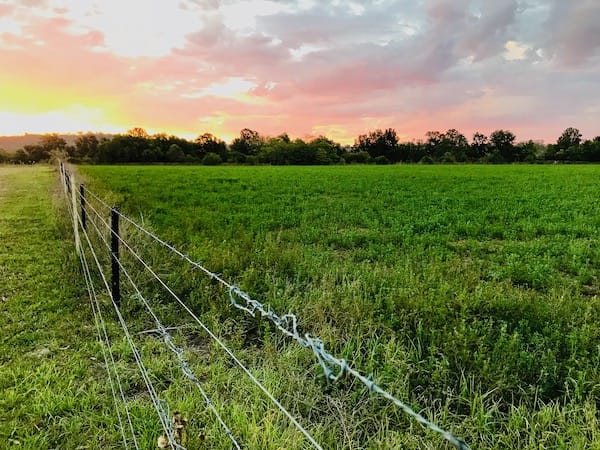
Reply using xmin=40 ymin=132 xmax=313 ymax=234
xmin=0 ymin=165 xmax=126 ymax=449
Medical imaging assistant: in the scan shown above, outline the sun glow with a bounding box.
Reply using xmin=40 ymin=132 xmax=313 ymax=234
xmin=0 ymin=108 xmax=123 ymax=136
xmin=0 ymin=78 xmax=123 ymax=135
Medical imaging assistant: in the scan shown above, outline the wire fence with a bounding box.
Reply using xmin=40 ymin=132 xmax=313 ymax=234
xmin=58 ymin=161 xmax=470 ymax=449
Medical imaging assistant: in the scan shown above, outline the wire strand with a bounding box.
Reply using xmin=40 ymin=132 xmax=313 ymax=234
xmin=83 ymin=206 xmax=241 ymax=449
xmin=77 ymin=236 xmax=140 ymax=449
xmin=78 ymin=196 xmax=323 ymax=450
xmin=75 ymin=208 xmax=184 ymax=450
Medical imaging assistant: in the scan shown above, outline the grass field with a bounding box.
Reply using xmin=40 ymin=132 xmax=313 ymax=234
xmin=5 ymin=163 xmax=599 ymax=448
xmin=0 ymin=165 xmax=129 ymax=448
xmin=77 ymin=164 xmax=600 ymax=448
xmin=1 ymin=166 xmax=239 ymax=449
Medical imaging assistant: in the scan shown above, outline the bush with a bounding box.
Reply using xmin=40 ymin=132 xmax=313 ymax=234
xmin=0 ymin=150 xmax=9 ymax=163
xmin=201 ymin=152 xmax=222 ymax=165
xmin=374 ymin=155 xmax=391 ymax=165
xmin=419 ymin=155 xmax=434 ymax=164
xmin=228 ymin=151 xmax=247 ymax=163
xmin=245 ymin=155 xmax=259 ymax=165
xmin=344 ymin=151 xmax=372 ymax=164
xmin=441 ymin=152 xmax=456 ymax=163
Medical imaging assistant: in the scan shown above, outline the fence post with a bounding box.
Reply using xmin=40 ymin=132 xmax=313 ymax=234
xmin=80 ymin=184 xmax=86 ymax=231
xmin=60 ymin=163 xmax=67 ymax=195
xmin=70 ymin=174 xmax=81 ymax=255
xmin=111 ymin=208 xmax=121 ymax=308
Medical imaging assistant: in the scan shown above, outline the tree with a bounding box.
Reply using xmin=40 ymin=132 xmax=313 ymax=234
xmin=13 ymin=149 xmax=28 ymax=163
xmin=516 ymin=140 xmax=542 ymax=162
xmin=468 ymin=132 xmax=488 ymax=160
xmin=397 ymin=142 xmax=425 ymax=162
xmin=195 ymin=133 xmax=227 ymax=158
xmin=31 ymin=133 xmax=68 ymax=160
xmin=22 ymin=145 xmax=42 ymax=162
xmin=23 ymin=134 xmax=65 ymax=161
xmin=127 ymin=127 xmax=149 ymax=138
xmin=489 ymin=129 xmax=516 ymax=162
xmin=344 ymin=151 xmax=371 ymax=164
xmin=556 ymin=127 xmax=582 ymax=150
xmin=230 ymin=128 xmax=263 ymax=155
xmin=74 ymin=133 xmax=99 ymax=158
xmin=202 ymin=152 xmax=222 ymax=165
xmin=441 ymin=129 xmax=468 ymax=161
xmin=354 ymin=128 xmax=399 ymax=160
xmin=309 ymin=136 xmax=342 ymax=164
xmin=166 ymin=144 xmax=185 ymax=162
xmin=425 ymin=131 xmax=443 ymax=157
xmin=424 ymin=129 xmax=468 ymax=161
xmin=580 ymin=137 xmax=600 ymax=162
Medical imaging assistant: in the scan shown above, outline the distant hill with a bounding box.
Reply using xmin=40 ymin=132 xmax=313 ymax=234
xmin=0 ymin=133 xmax=115 ymax=152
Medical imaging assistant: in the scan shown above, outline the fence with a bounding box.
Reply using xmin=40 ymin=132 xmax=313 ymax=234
xmin=58 ymin=161 xmax=470 ymax=449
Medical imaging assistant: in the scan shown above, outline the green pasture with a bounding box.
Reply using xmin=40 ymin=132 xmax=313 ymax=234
xmin=78 ymin=164 xmax=600 ymax=448
xmin=3 ymin=163 xmax=599 ymax=449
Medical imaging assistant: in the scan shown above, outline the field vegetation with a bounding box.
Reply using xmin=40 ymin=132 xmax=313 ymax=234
xmin=74 ymin=164 xmax=600 ymax=448
xmin=0 ymin=166 xmax=129 ymax=448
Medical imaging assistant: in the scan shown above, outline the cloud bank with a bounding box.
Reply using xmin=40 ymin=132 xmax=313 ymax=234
xmin=0 ymin=0 xmax=598 ymax=143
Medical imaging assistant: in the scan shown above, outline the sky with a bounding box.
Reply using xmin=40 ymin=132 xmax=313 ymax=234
xmin=0 ymin=0 xmax=598 ymax=144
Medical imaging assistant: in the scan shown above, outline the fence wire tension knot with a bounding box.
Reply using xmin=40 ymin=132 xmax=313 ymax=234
xmin=228 ymin=285 xmax=470 ymax=450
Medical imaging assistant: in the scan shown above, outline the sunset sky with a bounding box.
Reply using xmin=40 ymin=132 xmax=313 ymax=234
xmin=0 ymin=0 xmax=598 ymax=144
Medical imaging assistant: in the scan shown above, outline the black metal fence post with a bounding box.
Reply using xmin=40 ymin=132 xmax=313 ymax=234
xmin=80 ymin=184 xmax=86 ymax=231
xmin=111 ymin=208 xmax=121 ymax=308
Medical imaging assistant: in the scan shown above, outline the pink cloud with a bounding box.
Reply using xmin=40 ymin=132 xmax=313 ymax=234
xmin=0 ymin=1 xmax=598 ymax=144
xmin=0 ymin=4 xmax=14 ymax=16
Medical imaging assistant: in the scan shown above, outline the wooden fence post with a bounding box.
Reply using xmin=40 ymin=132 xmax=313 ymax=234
xmin=111 ymin=208 xmax=121 ymax=308
xmin=80 ymin=184 xmax=86 ymax=231
xmin=70 ymin=174 xmax=81 ymax=255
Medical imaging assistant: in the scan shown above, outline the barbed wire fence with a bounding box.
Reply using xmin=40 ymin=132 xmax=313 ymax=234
xmin=58 ymin=161 xmax=470 ymax=449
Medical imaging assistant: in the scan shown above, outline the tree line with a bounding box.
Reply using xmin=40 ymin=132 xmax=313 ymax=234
xmin=1 ymin=126 xmax=599 ymax=165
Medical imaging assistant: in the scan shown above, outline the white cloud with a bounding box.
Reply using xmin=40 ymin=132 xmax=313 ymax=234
xmin=289 ymin=44 xmax=326 ymax=61
xmin=220 ymin=0 xmax=289 ymax=32
xmin=10 ymin=0 xmax=204 ymax=57
xmin=182 ymin=77 xmax=257 ymax=99
xmin=503 ymin=40 xmax=528 ymax=60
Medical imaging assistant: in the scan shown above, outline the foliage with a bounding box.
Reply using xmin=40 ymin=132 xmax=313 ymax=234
xmin=489 ymin=129 xmax=517 ymax=162
xmin=74 ymin=133 xmax=100 ymax=159
xmin=230 ymin=128 xmax=264 ymax=156
xmin=3 ymin=126 xmax=600 ymax=165
xmin=201 ymin=152 xmax=222 ymax=165
xmin=426 ymin=129 xmax=468 ymax=161
xmin=354 ymin=128 xmax=399 ymax=160
xmin=556 ymin=127 xmax=582 ymax=150
xmin=196 ymin=133 xmax=227 ymax=159
xmin=343 ymin=150 xmax=371 ymax=164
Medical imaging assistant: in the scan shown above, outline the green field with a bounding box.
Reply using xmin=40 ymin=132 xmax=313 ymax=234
xmin=76 ymin=164 xmax=600 ymax=448
xmin=11 ymin=163 xmax=600 ymax=448
xmin=0 ymin=166 xmax=129 ymax=448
